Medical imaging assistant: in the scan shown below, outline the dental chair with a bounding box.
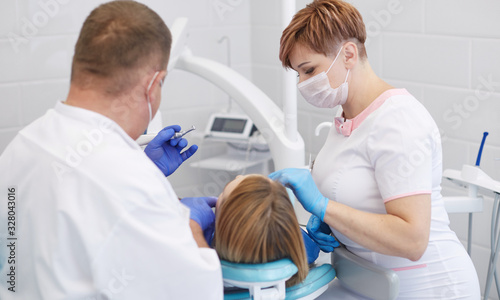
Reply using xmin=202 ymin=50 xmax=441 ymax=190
xmin=219 ymin=246 xmax=400 ymax=300
xmin=221 ymin=259 xmax=336 ymax=300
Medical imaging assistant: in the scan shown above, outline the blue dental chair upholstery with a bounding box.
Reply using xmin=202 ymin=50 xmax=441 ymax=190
xmin=221 ymin=259 xmax=336 ymax=300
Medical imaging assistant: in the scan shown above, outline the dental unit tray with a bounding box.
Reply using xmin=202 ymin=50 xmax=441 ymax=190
xmin=221 ymin=259 xmax=336 ymax=300
xmin=444 ymin=164 xmax=500 ymax=197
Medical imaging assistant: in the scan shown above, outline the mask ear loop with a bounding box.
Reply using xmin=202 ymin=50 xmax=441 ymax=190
xmin=343 ymin=69 xmax=350 ymax=83
xmin=145 ymin=71 xmax=160 ymax=133
xmin=328 ymin=46 xmax=350 ymax=84
xmin=326 ymin=46 xmax=344 ymax=74
xmin=146 ymin=72 xmax=160 ymax=120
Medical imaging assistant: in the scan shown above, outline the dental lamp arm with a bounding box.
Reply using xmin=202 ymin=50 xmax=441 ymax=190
xmin=174 ymin=49 xmax=304 ymax=172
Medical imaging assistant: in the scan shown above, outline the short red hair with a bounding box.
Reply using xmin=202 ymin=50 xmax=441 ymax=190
xmin=280 ymin=0 xmax=367 ymax=69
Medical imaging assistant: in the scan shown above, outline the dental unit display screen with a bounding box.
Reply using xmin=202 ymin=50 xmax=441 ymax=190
xmin=211 ymin=118 xmax=247 ymax=133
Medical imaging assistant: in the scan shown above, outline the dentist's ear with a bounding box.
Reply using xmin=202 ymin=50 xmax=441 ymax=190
xmin=343 ymin=42 xmax=358 ymax=69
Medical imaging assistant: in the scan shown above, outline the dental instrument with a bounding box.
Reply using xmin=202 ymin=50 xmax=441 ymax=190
xmin=476 ymin=131 xmax=489 ymax=166
xmin=136 ymin=126 xmax=196 ymax=146
xmin=136 ymin=134 xmax=156 ymax=147
xmin=173 ymin=125 xmax=196 ymax=139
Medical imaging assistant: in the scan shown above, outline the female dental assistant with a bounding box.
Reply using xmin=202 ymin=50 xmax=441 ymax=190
xmin=270 ymin=0 xmax=480 ymax=298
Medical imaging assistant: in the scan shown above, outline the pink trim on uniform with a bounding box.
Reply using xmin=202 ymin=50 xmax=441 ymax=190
xmin=392 ymin=264 xmax=427 ymax=272
xmin=383 ymin=191 xmax=432 ymax=203
xmin=335 ymin=88 xmax=410 ymax=137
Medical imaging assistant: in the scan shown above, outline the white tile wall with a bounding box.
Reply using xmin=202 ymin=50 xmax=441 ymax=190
xmin=250 ymin=0 xmax=281 ymax=27
xmin=355 ymin=0 xmax=424 ymax=40
xmin=251 ymin=26 xmax=282 ymax=66
xmin=441 ymin=138 xmax=471 ymax=172
xmin=251 ymin=65 xmax=282 ymax=106
xmin=162 ymin=69 xmax=222 ymax=110
xmin=19 ymin=79 xmax=68 ymax=125
xmin=364 ymin=30 xmax=384 ymax=77
xmin=424 ymin=86 xmax=500 ymax=146
xmin=16 ymin=0 xmax=104 ymax=36
xmin=0 ymin=129 xmax=21 ymax=153
xmin=382 ymin=34 xmax=470 ymax=87
xmin=187 ymin=26 xmax=252 ymax=66
xmin=472 ymin=39 xmax=500 ymax=90
xmin=151 ymin=1 xmax=212 ymax=29
xmin=0 ymin=1 xmax=18 ymax=38
xmin=0 ymin=35 xmax=75 ymax=83
xmin=0 ymin=84 xmax=22 ymax=128
xmin=426 ymin=0 xmax=500 ymax=39
xmin=209 ymin=0 xmax=250 ymax=27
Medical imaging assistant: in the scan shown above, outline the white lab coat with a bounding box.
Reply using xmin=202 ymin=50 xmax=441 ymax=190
xmin=0 ymin=102 xmax=223 ymax=299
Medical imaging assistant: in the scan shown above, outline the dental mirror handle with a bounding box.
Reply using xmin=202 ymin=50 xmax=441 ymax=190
xmin=475 ymin=131 xmax=489 ymax=167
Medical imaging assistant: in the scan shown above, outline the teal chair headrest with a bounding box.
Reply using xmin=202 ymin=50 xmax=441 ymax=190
xmin=221 ymin=259 xmax=298 ymax=283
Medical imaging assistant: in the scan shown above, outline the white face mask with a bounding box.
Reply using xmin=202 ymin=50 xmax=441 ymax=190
xmin=146 ymin=71 xmax=160 ymax=125
xmin=297 ymin=47 xmax=350 ymax=108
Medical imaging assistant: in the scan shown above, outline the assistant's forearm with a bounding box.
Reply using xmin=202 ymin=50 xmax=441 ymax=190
xmin=323 ymin=201 xmax=428 ymax=261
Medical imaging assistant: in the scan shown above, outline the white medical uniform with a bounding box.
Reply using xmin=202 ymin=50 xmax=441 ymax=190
xmin=313 ymin=89 xmax=480 ymax=299
xmin=0 ymin=102 xmax=223 ymax=300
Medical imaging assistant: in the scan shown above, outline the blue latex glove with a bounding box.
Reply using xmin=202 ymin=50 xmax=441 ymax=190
xmin=269 ymin=168 xmax=329 ymax=221
xmin=301 ymin=228 xmax=320 ymax=264
xmin=145 ymin=125 xmax=198 ymax=176
xmin=180 ymin=197 xmax=217 ymax=245
xmin=307 ymin=215 xmax=340 ymax=253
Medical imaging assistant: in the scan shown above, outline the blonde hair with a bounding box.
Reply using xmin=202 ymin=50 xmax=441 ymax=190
xmin=71 ymin=1 xmax=172 ymax=95
xmin=214 ymin=175 xmax=308 ymax=287
xmin=280 ymin=0 xmax=367 ymax=69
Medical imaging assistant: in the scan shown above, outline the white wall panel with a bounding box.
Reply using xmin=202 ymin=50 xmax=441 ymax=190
xmin=426 ymin=0 xmax=500 ymax=39
xmin=382 ymin=34 xmax=470 ymax=87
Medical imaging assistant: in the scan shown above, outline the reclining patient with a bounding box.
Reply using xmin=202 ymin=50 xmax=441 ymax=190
xmin=213 ymin=174 xmax=316 ymax=286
